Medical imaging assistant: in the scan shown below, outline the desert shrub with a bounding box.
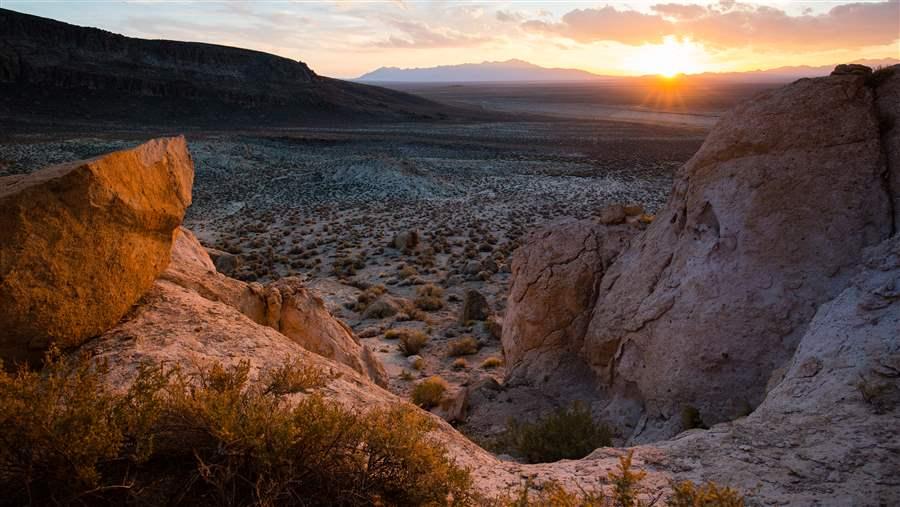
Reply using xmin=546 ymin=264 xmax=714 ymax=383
xmin=398 ymin=264 xmax=418 ymax=279
xmin=481 ymin=356 xmax=504 ymax=369
xmin=263 ymin=357 xmax=330 ymax=395
xmin=495 ymin=451 xmax=744 ymax=506
xmin=0 ymin=349 xmax=164 ymax=504
xmin=452 ymin=358 xmax=468 ymax=370
xmin=332 ymin=254 xmax=365 ymax=277
xmin=415 ymin=283 xmax=445 ymax=311
xmin=669 ymin=480 xmax=745 ymax=507
xmin=412 ymin=376 xmax=447 ymax=409
xmin=448 ymin=335 xmax=480 ymax=357
xmin=609 ymin=450 xmax=646 ymax=506
xmin=384 ymin=328 xmax=405 ymax=339
xmin=396 ymin=329 xmax=429 ymax=356
xmin=352 ymin=284 xmax=386 ymax=312
xmin=0 ymin=352 xmax=473 ymax=506
xmin=496 ymin=402 xmax=612 ymax=463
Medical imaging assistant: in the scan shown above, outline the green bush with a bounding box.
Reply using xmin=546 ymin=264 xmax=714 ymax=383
xmin=495 ymin=402 xmax=612 ymax=464
xmin=0 ymin=351 xmax=473 ymax=506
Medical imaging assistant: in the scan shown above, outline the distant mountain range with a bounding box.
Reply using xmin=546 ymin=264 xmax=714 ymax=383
xmin=357 ymin=59 xmax=601 ymax=82
xmin=357 ymin=58 xmax=900 ymax=83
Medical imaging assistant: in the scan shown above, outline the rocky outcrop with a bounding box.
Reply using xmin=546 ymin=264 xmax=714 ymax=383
xmin=874 ymin=67 xmax=900 ymax=228
xmin=0 ymin=137 xmax=192 ymax=364
xmin=507 ymin=234 xmax=900 ymax=505
xmin=502 ymin=220 xmax=637 ymax=385
xmin=502 ymin=66 xmax=900 ymax=441
xmin=163 ymin=228 xmax=387 ymax=386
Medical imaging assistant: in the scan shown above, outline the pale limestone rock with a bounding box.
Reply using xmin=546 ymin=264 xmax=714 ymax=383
xmin=163 ymin=227 xmax=386 ymax=386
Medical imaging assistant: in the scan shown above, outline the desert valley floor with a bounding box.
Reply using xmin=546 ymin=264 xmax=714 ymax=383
xmin=0 ymin=119 xmax=704 ymax=441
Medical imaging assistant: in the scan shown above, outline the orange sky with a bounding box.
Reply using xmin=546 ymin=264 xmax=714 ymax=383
xmin=5 ymin=1 xmax=899 ymax=78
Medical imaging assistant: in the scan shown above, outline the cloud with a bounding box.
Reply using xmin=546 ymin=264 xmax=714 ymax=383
xmin=523 ymin=1 xmax=900 ymax=49
xmin=525 ymin=6 xmax=671 ymax=45
xmin=496 ymin=10 xmax=524 ymax=23
xmin=373 ymin=19 xmax=491 ymax=48
xmin=651 ymin=3 xmax=707 ymax=20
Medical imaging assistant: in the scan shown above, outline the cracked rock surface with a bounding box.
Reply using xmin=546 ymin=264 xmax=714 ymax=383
xmin=500 ymin=67 xmax=900 ymax=446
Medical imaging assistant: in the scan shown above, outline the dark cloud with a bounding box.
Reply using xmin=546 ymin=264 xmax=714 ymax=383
xmin=523 ymin=1 xmax=900 ymax=49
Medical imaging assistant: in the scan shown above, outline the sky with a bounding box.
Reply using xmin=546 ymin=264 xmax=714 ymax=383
xmin=4 ymin=0 xmax=899 ymax=78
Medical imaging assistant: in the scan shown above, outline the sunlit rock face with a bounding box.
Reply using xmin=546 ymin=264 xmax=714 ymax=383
xmin=163 ymin=227 xmax=388 ymax=386
xmin=503 ymin=66 xmax=900 ymax=441
xmin=0 ymin=137 xmax=193 ymax=364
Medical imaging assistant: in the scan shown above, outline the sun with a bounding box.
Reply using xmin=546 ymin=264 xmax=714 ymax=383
xmin=630 ymin=36 xmax=705 ymax=77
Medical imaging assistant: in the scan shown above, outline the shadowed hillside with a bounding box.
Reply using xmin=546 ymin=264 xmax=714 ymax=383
xmin=0 ymin=8 xmax=471 ymax=130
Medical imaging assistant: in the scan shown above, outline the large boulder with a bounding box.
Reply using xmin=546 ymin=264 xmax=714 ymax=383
xmin=0 ymin=137 xmax=193 ymax=363
xmin=459 ymin=289 xmax=491 ymax=323
xmin=502 ymin=234 xmax=900 ymax=505
xmin=502 ymin=68 xmax=899 ymax=440
xmin=163 ymin=228 xmax=387 ymax=386
xmin=502 ymin=219 xmax=637 ymax=385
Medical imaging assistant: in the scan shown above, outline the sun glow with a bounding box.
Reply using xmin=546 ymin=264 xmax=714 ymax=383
xmin=630 ymin=36 xmax=705 ymax=77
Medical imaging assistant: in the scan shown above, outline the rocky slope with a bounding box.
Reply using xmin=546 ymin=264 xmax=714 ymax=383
xmin=499 ymin=65 xmax=900 ymax=444
xmin=0 ymin=8 xmax=461 ymax=127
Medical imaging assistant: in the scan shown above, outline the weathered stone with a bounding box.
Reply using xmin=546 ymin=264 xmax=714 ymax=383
xmin=206 ymin=247 xmax=241 ymax=275
xmin=623 ymin=203 xmax=644 ymax=216
xmin=831 ymin=63 xmax=872 ymax=76
xmin=502 ymin=70 xmax=897 ymax=441
xmin=586 ymin=71 xmax=894 ymax=438
xmin=163 ymin=227 xmax=387 ymax=386
xmin=0 ymin=137 xmax=193 ymax=363
xmin=502 ymin=220 xmax=637 ymax=384
xmin=459 ymin=289 xmax=491 ymax=323
xmin=874 ymin=66 xmax=900 ymax=227
xmin=597 ymin=204 xmax=626 ymax=225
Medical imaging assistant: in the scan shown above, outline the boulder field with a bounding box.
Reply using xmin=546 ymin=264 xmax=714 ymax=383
xmin=500 ymin=65 xmax=900 ymax=446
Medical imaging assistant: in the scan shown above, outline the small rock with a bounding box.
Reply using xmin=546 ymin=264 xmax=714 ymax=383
xmin=598 ymin=204 xmax=627 ymax=225
xmin=460 ymin=289 xmax=491 ymax=323
xmin=831 ymin=64 xmax=872 ymax=76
